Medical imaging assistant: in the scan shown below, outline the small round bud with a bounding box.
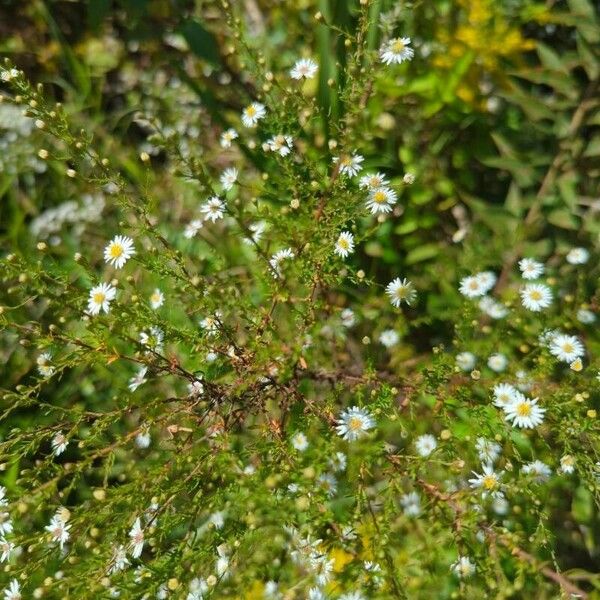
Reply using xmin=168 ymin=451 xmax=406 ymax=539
xmin=38 ymin=149 xmax=48 ymax=159
xmin=35 ymin=119 xmax=45 ymax=129
xmin=66 ymin=168 xmax=76 ymax=178
xmin=140 ymin=151 xmax=150 ymax=162
xmin=403 ymin=172 xmax=415 ymax=185
xmin=36 ymin=242 xmax=47 ymax=251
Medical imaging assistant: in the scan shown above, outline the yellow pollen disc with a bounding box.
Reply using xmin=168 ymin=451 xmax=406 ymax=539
xmin=109 ymin=244 xmax=123 ymax=258
xmin=482 ymin=475 xmax=497 ymax=490
xmin=529 ymin=291 xmax=542 ymax=301
xmin=562 ymin=343 xmax=573 ymax=353
xmin=93 ymin=292 xmax=106 ymax=304
xmin=516 ymin=403 xmax=531 ymax=416
xmin=392 ymin=40 xmax=405 ymax=53
xmin=348 ymin=417 xmax=363 ymax=431
xmin=245 ymin=106 xmax=256 ymax=117
xmin=338 ymin=239 xmax=349 ymax=249
xmin=373 ymin=191 xmax=386 ymax=203
xmin=469 ymin=281 xmax=478 ymax=289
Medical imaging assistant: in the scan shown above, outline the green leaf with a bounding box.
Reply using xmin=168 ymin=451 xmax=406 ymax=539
xmin=179 ymin=20 xmax=221 ymax=66
xmin=405 ymin=243 xmax=440 ymax=264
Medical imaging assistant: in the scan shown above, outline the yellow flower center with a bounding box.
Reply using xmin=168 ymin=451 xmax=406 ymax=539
xmin=529 ymin=290 xmax=542 ymax=301
xmin=348 ymin=417 xmax=363 ymax=431
xmin=109 ymin=244 xmax=123 ymax=258
xmin=93 ymin=292 xmax=106 ymax=304
xmin=562 ymin=343 xmax=573 ymax=353
xmin=338 ymin=238 xmax=349 ymax=249
xmin=245 ymin=106 xmax=256 ymax=117
xmin=395 ymin=287 xmax=408 ymax=299
xmin=392 ymin=40 xmax=405 ymax=53
xmin=516 ymin=402 xmax=531 ymax=417
xmin=373 ymin=190 xmax=386 ymax=204
xmin=482 ymin=475 xmax=497 ymax=490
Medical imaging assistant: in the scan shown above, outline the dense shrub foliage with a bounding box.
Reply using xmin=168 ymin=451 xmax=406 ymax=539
xmin=1 ymin=1 xmax=600 ymax=598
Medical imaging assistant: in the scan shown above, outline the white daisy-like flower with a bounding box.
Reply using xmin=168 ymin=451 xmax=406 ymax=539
xmin=139 ymin=326 xmax=164 ymax=353
xmin=475 ymin=437 xmax=502 ymax=464
xmin=135 ymin=429 xmax=151 ymax=449
xmin=577 ymin=308 xmax=595 ymax=324
xmin=333 ymin=153 xmax=364 ymax=177
xmin=3 ymin=579 xmax=21 ymax=600
xmin=264 ymin=134 xmax=294 ymax=156
xmin=51 ymin=431 xmax=68 ymax=456
xmin=312 ymin=555 xmax=334 ymax=586
xmin=487 ymin=353 xmax=507 ymax=373
xmin=291 ymin=431 xmax=309 ymax=451
xmin=456 ymin=351 xmax=476 ymax=371
xmin=379 ymin=37 xmax=414 ymax=65
xmin=522 ymin=460 xmax=551 ymax=482
xmin=241 ymin=102 xmax=266 ymax=127
xmin=339 ymin=592 xmax=365 ymax=600
xmin=108 ymin=544 xmax=130 ymax=574
xmin=548 ymin=333 xmax=584 ymax=363
xmin=492 ymin=383 xmax=518 ymax=408
xmin=334 ymin=231 xmax=355 ymax=258
xmin=335 ymin=406 xmax=375 ymax=441
xmin=400 ymin=491 xmax=421 ymax=517
xmin=504 ymin=396 xmax=546 ymax=428
xmin=269 ymin=248 xmax=295 ymax=278
xmin=149 ymin=288 xmax=164 ymax=309
xmin=566 ymin=247 xmax=589 ymax=265
xmin=379 ymin=329 xmax=399 ymax=348
xmin=477 ymin=271 xmax=497 ymax=291
xmin=45 ymin=510 xmax=71 ymax=549
xmin=308 ymin=588 xmax=326 ymax=600
xmin=559 ymin=454 xmax=575 ymax=474
xmin=188 ymin=380 xmax=204 ymax=397
xmin=317 ymin=473 xmax=337 ymax=498
xmin=290 ymin=58 xmax=318 ymax=80
xmin=520 ymin=283 xmax=552 ymax=312
xmin=340 ymin=308 xmax=356 ymax=328
xmin=386 ymin=277 xmax=416 ymax=307
xmin=104 ymin=235 xmax=135 ymax=269
xmin=87 ymin=282 xmax=116 ymax=316
xmin=328 ymin=451 xmax=347 ymax=472
xmin=359 ymin=172 xmax=389 ymax=190
xmin=468 ymin=464 xmax=503 ymax=498
xmin=128 ymin=366 xmax=148 ymax=392
xmin=184 ymin=218 xmax=203 ymax=238
xmin=415 ymin=433 xmax=437 ymax=457
xmin=459 ymin=275 xmax=486 ymax=298
xmin=129 ymin=517 xmax=144 ymax=558
xmin=220 ymin=167 xmax=238 ymax=191
xmin=518 ymin=258 xmax=544 ymax=280
xmin=0 ymin=537 xmax=14 ymax=563
xmin=220 ymin=128 xmax=238 ymax=148
xmin=479 ymin=296 xmax=508 ymax=319
xmin=244 ymin=221 xmax=266 ymax=245
xmin=37 ymin=352 xmax=55 ymax=377
xmin=570 ymin=358 xmax=583 ymax=372
xmin=201 ymin=196 xmax=225 ymax=222
xmin=200 ymin=313 xmax=221 ymax=336
xmin=365 ymin=186 xmax=397 ymax=214
xmin=451 ymin=556 xmax=476 ymax=578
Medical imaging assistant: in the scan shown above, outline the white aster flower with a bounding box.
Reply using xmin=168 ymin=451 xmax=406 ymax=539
xmin=386 ymin=277 xmax=416 ymax=307
xmin=109 ymin=545 xmax=130 ymax=574
xmin=504 ymin=396 xmax=546 ymax=428
xmin=184 ymin=218 xmax=203 ymax=238
xmin=291 ymin=432 xmax=309 ymax=451
xmin=128 ymin=366 xmax=148 ymax=392
xmin=37 ymin=352 xmax=55 ymax=377
xmin=87 ymin=282 xmax=116 ymax=316
xmin=244 ymin=221 xmax=266 ymax=245
xmin=577 ymin=308 xmax=595 ymax=324
xmin=45 ymin=510 xmax=71 ymax=549
xmin=290 ymin=58 xmax=318 ymax=79
xmin=188 ymin=380 xmax=205 ymax=396
xmin=200 ymin=313 xmax=221 ymax=336
xmin=340 ymin=308 xmax=355 ymax=328
xmin=487 ymin=353 xmax=507 ymax=373
xmin=549 ymin=333 xmax=584 ymax=363
xmin=478 ymin=296 xmax=508 ymax=319
xmin=336 ymin=406 xmax=375 ymax=441
xmin=456 ymin=351 xmax=476 ymax=371
xmin=264 ymin=134 xmax=294 ymax=156
xmin=359 ymin=172 xmax=389 ymax=190
xmin=241 ymin=102 xmax=266 ymax=127
xmin=566 ymin=247 xmax=589 ymax=265
xmin=269 ymin=248 xmax=295 ymax=278
xmin=0 ymin=537 xmax=14 ymax=563
xmin=379 ymin=329 xmax=399 ymax=348
xmin=104 ymin=235 xmax=135 ymax=269
xmin=400 ymin=491 xmax=421 ymax=517
xmin=459 ymin=275 xmax=486 ymax=298
xmin=220 ymin=167 xmax=238 ymax=191
xmin=135 ymin=429 xmax=151 ymax=449
xmin=365 ymin=186 xmax=397 ymax=214
xmin=520 ymin=283 xmax=552 ymax=312
xmin=149 ymin=288 xmax=164 ymax=309
xmin=129 ymin=517 xmax=144 ymax=558
xmin=475 ymin=437 xmax=502 ymax=464
xmin=492 ymin=383 xmax=518 ymax=408
xmin=559 ymin=454 xmax=575 ymax=474
xmin=380 ymin=37 xmax=414 ymax=65
xmin=334 ymin=231 xmax=355 ymax=258
xmin=317 ymin=473 xmax=337 ymax=498
xmin=333 ymin=153 xmax=364 ymax=177
xmin=522 ymin=460 xmax=551 ymax=482
xmin=139 ymin=326 xmax=164 ymax=353
xmin=468 ymin=464 xmax=503 ymax=498
xmin=518 ymin=258 xmax=544 ymax=280
xmin=415 ymin=434 xmax=437 ymax=457
xmin=201 ymin=196 xmax=225 ymax=222
xmin=3 ymin=579 xmax=21 ymax=600
xmin=220 ymin=128 xmax=238 ymax=148
xmin=451 ymin=556 xmax=476 ymax=578
xmin=51 ymin=431 xmax=68 ymax=456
